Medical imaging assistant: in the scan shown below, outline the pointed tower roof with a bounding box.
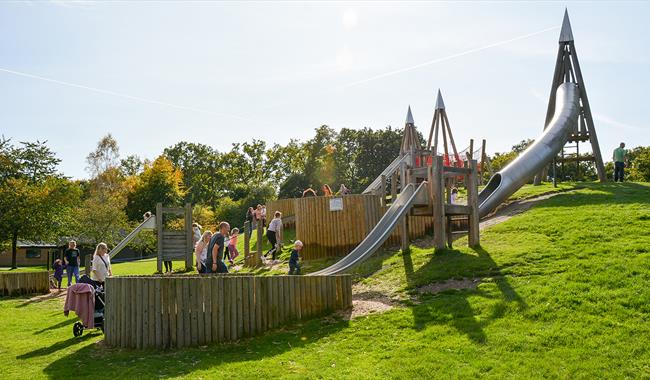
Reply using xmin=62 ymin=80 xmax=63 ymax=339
xmin=400 ymin=106 xmax=421 ymax=154
xmin=559 ymin=8 xmax=574 ymax=43
xmin=435 ymin=89 xmax=445 ymax=110
xmin=405 ymin=105 xmax=414 ymax=124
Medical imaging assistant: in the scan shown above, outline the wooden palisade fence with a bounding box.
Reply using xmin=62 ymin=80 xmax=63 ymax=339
xmin=104 ymin=274 xmax=352 ymax=349
xmin=0 ymin=271 xmax=49 ymax=296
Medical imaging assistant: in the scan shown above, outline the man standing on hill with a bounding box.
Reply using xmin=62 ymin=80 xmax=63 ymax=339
xmin=613 ymin=142 xmax=628 ymax=182
xmin=64 ymin=240 xmax=80 ymax=287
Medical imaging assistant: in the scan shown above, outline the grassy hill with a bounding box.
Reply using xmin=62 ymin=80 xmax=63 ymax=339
xmin=0 ymin=182 xmax=649 ymax=378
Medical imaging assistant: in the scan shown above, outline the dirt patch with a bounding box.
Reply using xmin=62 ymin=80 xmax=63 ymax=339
xmin=336 ymin=283 xmax=401 ymax=320
xmin=417 ymin=277 xmax=481 ymax=295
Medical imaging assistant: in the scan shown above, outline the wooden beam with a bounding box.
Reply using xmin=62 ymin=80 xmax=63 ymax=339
xmin=467 ymin=160 xmax=480 ymax=247
xmin=432 ymin=156 xmax=446 ymax=250
xmin=156 ymin=203 xmax=163 ymax=273
xmin=185 ymin=203 xmax=193 ymax=270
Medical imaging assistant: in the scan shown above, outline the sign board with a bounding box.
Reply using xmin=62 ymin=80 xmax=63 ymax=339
xmin=329 ymin=197 xmax=343 ymax=211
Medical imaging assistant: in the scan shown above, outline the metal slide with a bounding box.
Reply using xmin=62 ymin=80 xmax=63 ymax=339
xmin=108 ymin=215 xmax=156 ymax=259
xmin=362 ymin=153 xmax=411 ymax=195
xmin=478 ymin=82 xmax=580 ymax=217
xmin=310 ymin=182 xmax=427 ymax=276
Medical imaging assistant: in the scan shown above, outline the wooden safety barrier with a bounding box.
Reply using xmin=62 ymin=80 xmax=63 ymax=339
xmin=104 ymin=274 xmax=352 ymax=349
xmin=0 ymin=271 xmax=49 ymax=296
xmin=267 ymin=198 xmax=295 ymax=218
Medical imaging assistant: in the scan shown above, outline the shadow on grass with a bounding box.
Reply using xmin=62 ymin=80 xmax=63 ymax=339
xmin=33 ymin=318 xmax=77 ymax=335
xmin=17 ymin=333 xmax=96 ymax=360
xmin=16 ymin=290 xmax=67 ymax=308
xmin=401 ymin=245 xmax=527 ymax=344
xmin=42 ymin=316 xmax=350 ymax=378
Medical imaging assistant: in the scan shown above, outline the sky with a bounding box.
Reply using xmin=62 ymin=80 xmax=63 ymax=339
xmin=1 ymin=1 xmax=648 ymax=179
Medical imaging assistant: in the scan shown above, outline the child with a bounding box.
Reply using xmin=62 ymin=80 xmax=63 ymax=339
xmin=228 ymin=228 xmax=240 ymax=264
xmin=288 ymin=240 xmax=303 ymax=275
xmin=450 ymin=187 xmax=459 ymax=204
xmin=265 ymin=211 xmax=283 ymax=261
xmin=222 ymin=231 xmax=232 ymax=265
xmin=52 ymin=259 xmax=64 ymax=290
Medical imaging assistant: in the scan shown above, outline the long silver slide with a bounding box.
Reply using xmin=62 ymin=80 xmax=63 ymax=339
xmin=109 ymin=214 xmax=156 ymax=259
xmin=362 ymin=153 xmax=411 ymax=195
xmin=478 ymin=83 xmax=580 ymax=217
xmin=310 ymin=182 xmax=427 ymax=276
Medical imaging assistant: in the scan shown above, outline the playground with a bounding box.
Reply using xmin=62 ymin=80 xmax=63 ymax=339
xmin=1 ymin=6 xmax=650 ymax=379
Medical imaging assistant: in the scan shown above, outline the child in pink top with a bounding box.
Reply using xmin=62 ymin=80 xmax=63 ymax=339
xmin=228 ymin=228 xmax=240 ymax=263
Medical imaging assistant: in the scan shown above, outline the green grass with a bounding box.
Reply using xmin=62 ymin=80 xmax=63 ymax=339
xmin=1 ymin=182 xmax=649 ymax=378
xmin=0 ymin=265 xmax=47 ymax=272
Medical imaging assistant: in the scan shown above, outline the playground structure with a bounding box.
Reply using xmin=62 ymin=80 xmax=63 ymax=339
xmin=106 ymin=203 xmax=194 ymax=272
xmin=302 ymin=10 xmax=603 ymax=275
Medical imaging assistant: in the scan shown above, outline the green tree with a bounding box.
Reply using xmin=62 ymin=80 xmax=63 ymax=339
xmin=627 ymin=146 xmax=650 ymax=181
xmin=126 ymin=156 xmax=186 ymax=221
xmin=164 ymin=142 xmax=223 ymax=207
xmin=0 ymin=140 xmax=80 ymax=268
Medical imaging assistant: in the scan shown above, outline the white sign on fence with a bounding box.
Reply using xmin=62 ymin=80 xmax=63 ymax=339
xmin=329 ymin=197 xmax=343 ymax=211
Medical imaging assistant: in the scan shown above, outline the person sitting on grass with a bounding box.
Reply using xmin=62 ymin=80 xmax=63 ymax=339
xmin=227 ymin=228 xmax=240 ymax=265
xmin=195 ymin=230 xmax=213 ymax=273
xmin=90 ymin=242 xmax=112 ymax=285
xmin=207 ymin=222 xmax=230 ymax=274
xmin=52 ymin=259 xmax=64 ymax=290
xmin=288 ymin=240 xmax=303 ymax=275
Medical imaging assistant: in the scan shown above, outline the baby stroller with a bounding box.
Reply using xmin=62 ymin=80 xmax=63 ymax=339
xmin=71 ymin=275 xmax=105 ymax=337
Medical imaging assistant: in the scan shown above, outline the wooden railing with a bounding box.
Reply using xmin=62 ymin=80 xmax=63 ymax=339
xmin=104 ymin=274 xmax=352 ymax=349
xmin=0 ymin=271 xmax=49 ymax=296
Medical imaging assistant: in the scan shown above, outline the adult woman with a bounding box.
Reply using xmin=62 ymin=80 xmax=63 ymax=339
xmin=195 ymin=230 xmax=213 ymax=273
xmin=322 ymin=184 xmax=333 ymax=196
xmin=246 ymin=207 xmax=255 ymax=228
xmin=91 ymin=243 xmax=112 ymax=284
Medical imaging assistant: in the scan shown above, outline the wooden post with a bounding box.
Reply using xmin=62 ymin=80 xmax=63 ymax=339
xmin=84 ymin=254 xmax=92 ymax=276
xmin=467 ymin=160 xmax=480 ymax=247
xmin=399 ymin=161 xmax=409 ymax=251
xmin=156 ymin=203 xmax=163 ymax=273
xmin=391 ymin=171 xmax=398 ymax=206
xmin=380 ymin=175 xmax=387 ymax=207
xmin=480 ymin=139 xmax=487 ymax=185
xmin=256 ymin=218 xmax=263 ymax=261
xmin=184 ymin=203 xmax=193 ymax=271
xmin=244 ymin=220 xmax=251 ymax=266
xmin=432 ymin=156 xmax=446 ymax=250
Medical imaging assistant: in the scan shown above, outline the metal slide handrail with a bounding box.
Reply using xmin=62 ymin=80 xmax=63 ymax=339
xmin=108 ymin=215 xmax=156 ymax=259
xmin=310 ymin=182 xmax=427 ymax=276
xmin=362 ymin=153 xmax=411 ymax=195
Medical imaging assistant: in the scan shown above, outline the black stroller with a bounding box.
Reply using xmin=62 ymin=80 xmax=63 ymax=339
xmin=72 ymin=275 xmax=105 ymax=337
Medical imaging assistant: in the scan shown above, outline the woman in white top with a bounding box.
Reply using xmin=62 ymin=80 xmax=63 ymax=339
xmin=194 ymin=230 xmax=213 ymax=273
xmin=91 ymin=242 xmax=112 ymax=284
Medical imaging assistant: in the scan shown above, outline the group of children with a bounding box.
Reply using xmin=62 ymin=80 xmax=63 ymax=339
xmin=193 ymin=210 xmax=303 ymax=275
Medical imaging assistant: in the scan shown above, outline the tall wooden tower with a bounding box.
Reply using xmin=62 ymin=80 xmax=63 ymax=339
xmin=535 ymin=10 xmax=606 ymax=183
xmin=426 ymin=89 xmax=462 ymax=167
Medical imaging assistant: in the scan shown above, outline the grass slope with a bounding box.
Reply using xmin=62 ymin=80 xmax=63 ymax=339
xmin=0 ymin=182 xmax=649 ymax=379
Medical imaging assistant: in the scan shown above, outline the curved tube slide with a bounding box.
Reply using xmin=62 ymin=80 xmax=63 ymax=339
xmin=478 ymin=82 xmax=580 ymax=217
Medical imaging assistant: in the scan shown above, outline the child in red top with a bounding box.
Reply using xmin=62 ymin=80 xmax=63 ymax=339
xmin=228 ymin=228 xmax=240 ymax=264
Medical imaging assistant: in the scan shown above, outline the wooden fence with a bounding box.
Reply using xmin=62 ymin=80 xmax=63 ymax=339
xmin=267 ymin=198 xmax=296 ymax=217
xmin=0 ymin=271 xmax=49 ymax=296
xmin=104 ymin=274 xmax=352 ymax=349
xmin=293 ymin=194 xmax=434 ymax=259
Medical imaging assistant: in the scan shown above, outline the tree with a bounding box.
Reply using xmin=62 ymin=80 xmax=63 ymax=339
xmin=126 ymin=156 xmax=186 ymax=221
xmin=627 ymin=146 xmax=650 ymax=181
xmin=86 ymin=134 xmax=120 ymax=177
xmin=120 ymin=154 xmax=146 ymax=176
xmin=0 ymin=139 xmax=80 ymax=268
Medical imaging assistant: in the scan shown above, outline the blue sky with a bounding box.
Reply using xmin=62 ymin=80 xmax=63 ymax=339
xmin=1 ymin=1 xmax=648 ymax=179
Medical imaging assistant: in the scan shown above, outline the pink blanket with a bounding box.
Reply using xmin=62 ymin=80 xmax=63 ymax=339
xmin=64 ymin=283 xmax=95 ymax=329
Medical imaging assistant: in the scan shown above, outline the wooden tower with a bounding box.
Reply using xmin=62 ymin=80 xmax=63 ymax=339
xmin=535 ymin=10 xmax=606 ymax=184
xmin=426 ymin=90 xmax=462 ymax=167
